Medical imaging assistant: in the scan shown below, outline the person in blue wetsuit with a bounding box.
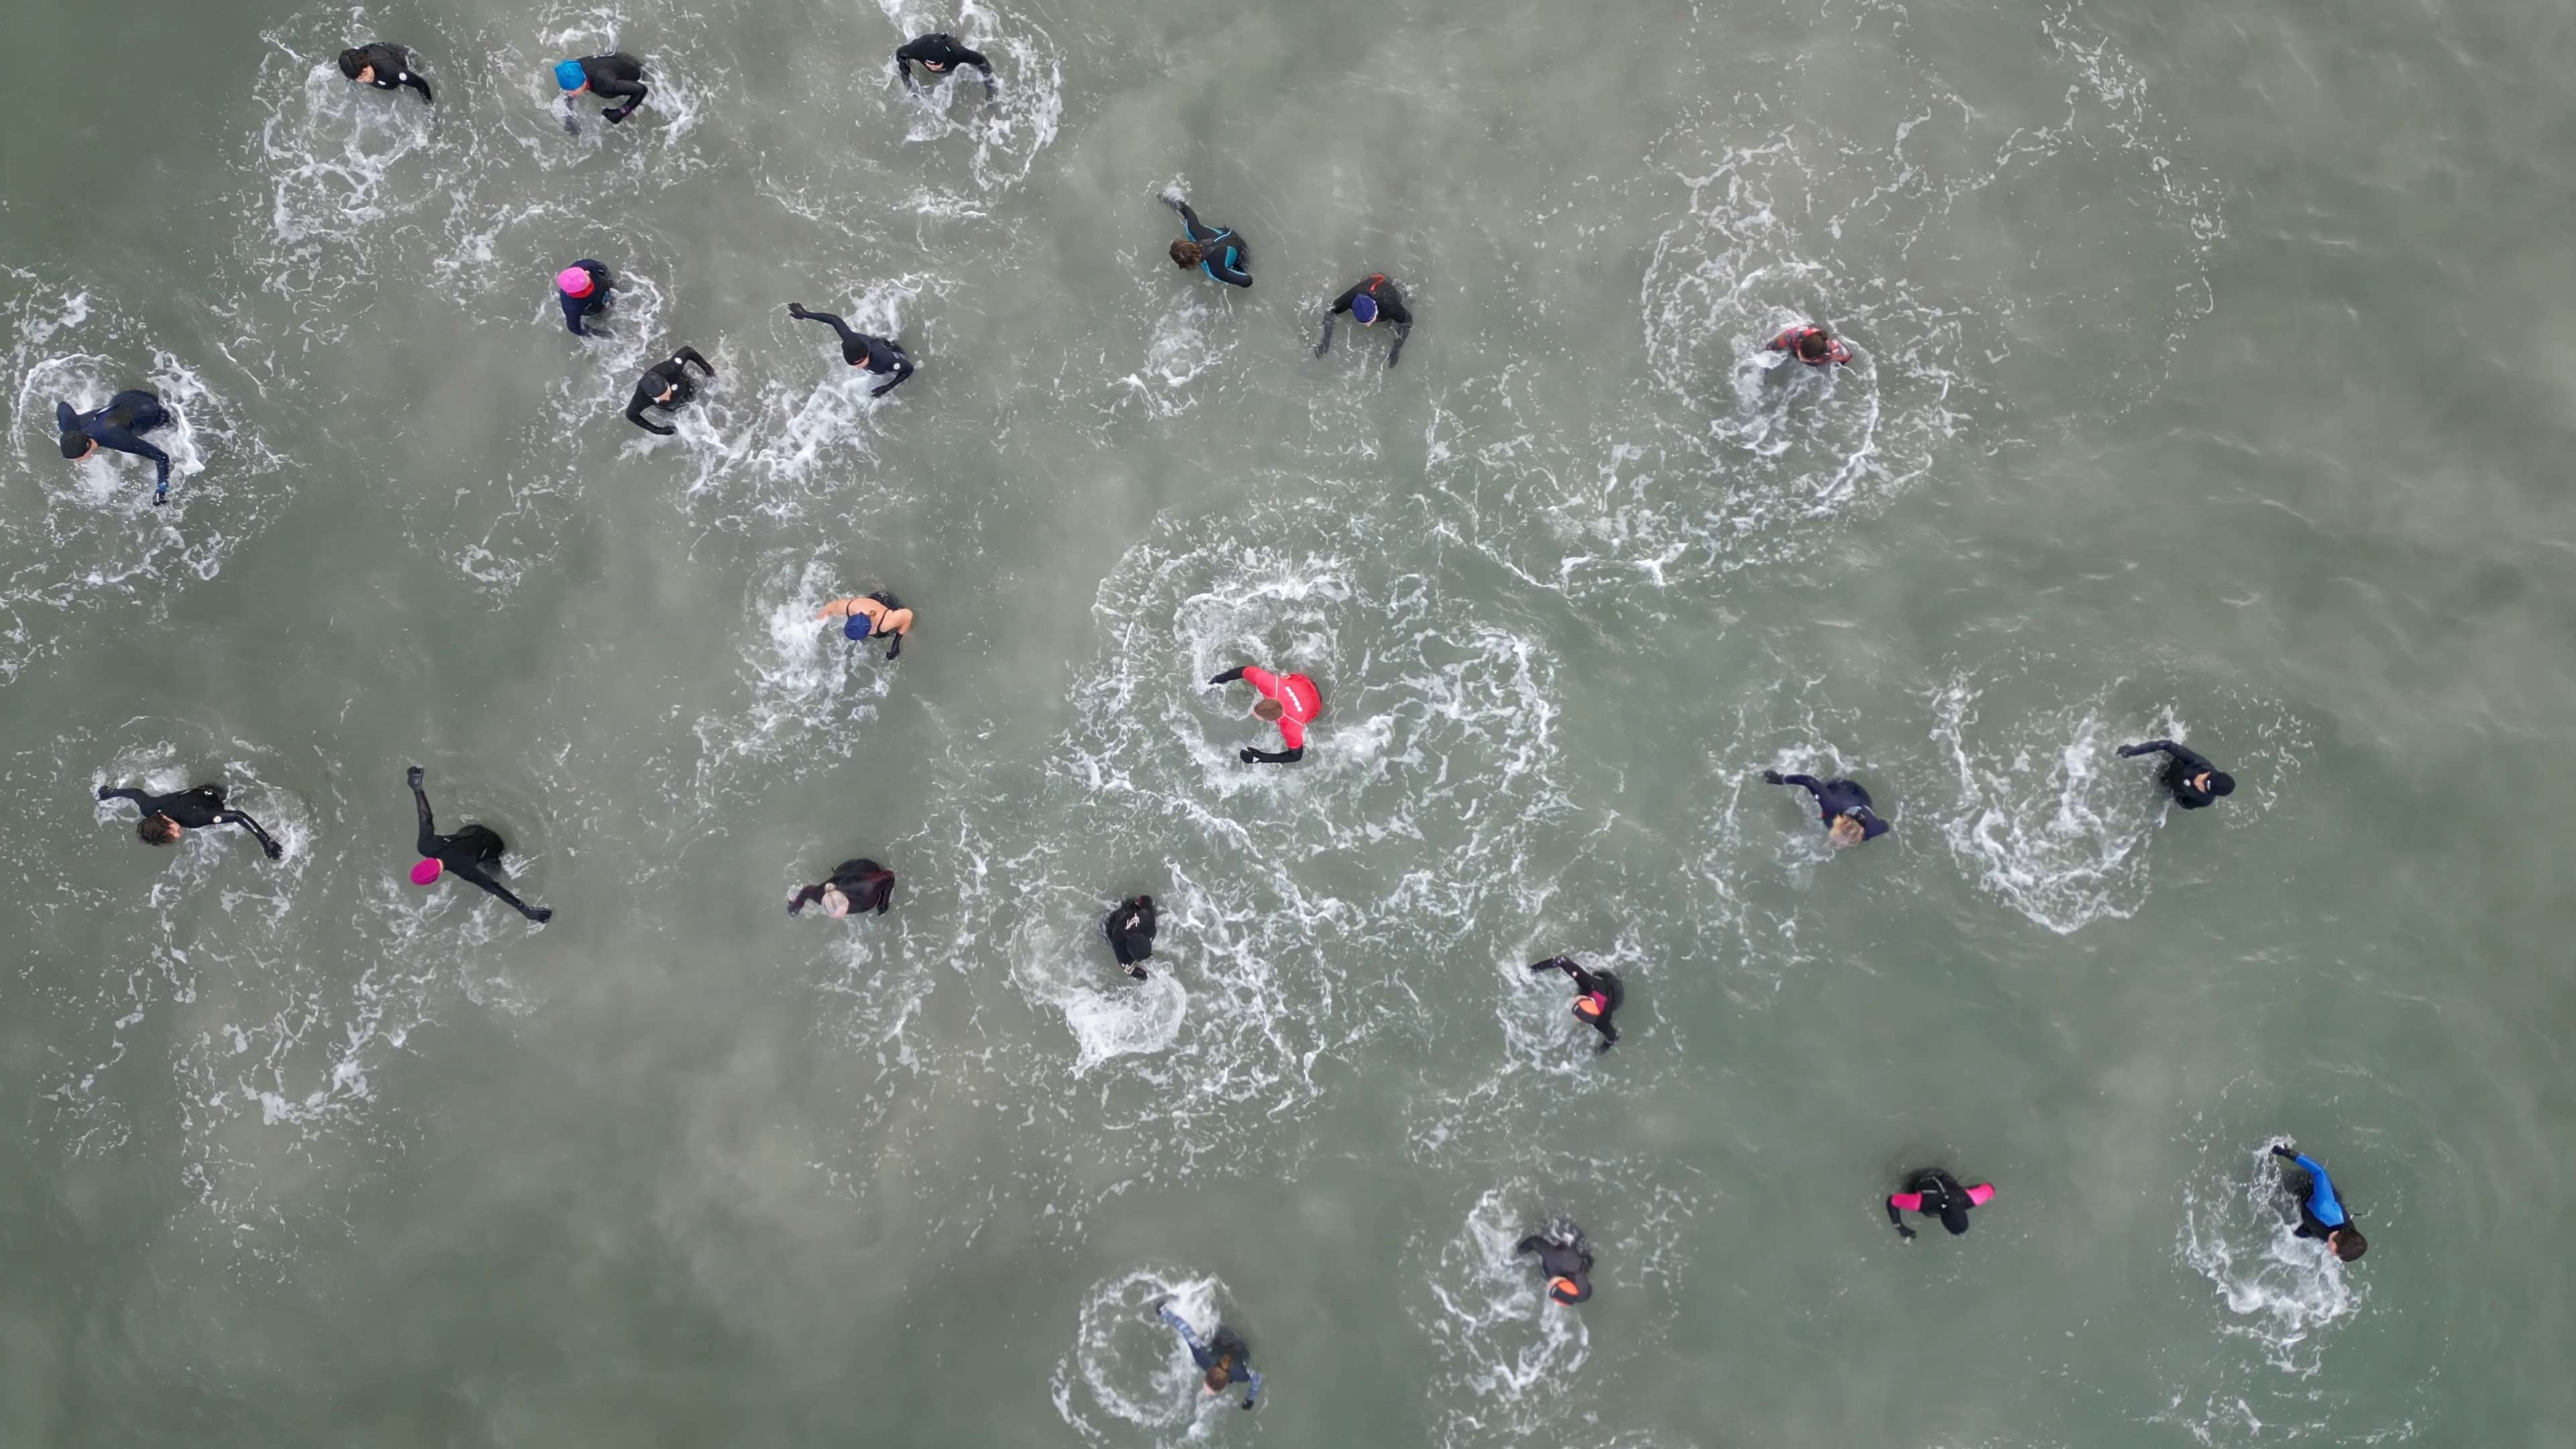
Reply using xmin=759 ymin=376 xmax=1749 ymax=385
xmin=1153 ymin=1301 xmax=1260 ymax=1409
xmin=2271 ymin=1143 xmax=2367 ymax=1261
xmin=1164 ymin=195 xmax=1250 ymax=288
xmin=1760 ymin=769 xmax=1889 ymax=847
xmin=58 ymin=392 xmax=175 ymax=503
xmin=2118 ymin=738 xmax=2235 ymax=809
xmin=786 ymin=304 xmax=913 ymax=396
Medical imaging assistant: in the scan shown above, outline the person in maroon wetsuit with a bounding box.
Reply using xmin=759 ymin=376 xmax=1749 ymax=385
xmin=1766 ymin=324 xmax=1851 ymax=367
xmin=788 ymin=859 xmax=896 ymax=918
xmin=1207 ymin=665 xmax=1322 ymax=765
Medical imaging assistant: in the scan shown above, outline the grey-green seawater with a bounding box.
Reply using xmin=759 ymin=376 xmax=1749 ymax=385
xmin=3 ymin=0 xmax=2572 ymax=1443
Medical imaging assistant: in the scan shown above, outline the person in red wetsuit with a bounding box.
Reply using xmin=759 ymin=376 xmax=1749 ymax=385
xmin=1207 ymin=665 xmax=1322 ymax=765
xmin=1766 ymin=324 xmax=1851 ymax=368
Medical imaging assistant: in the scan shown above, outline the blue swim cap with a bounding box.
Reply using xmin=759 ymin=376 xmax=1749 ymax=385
xmin=1350 ymin=294 xmax=1379 ymax=325
xmin=554 ymin=60 xmax=586 ymax=91
xmin=843 ymin=615 xmax=873 ymax=641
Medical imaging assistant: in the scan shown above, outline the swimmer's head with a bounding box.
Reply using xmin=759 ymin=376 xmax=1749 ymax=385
xmin=1796 ymin=329 xmax=1833 ymax=362
xmin=1350 ymin=293 xmax=1379 ymax=326
xmin=1170 ymin=239 xmax=1204 ymax=269
xmin=337 ymin=49 xmax=370 ymax=80
xmin=409 ymin=857 xmax=443 ymax=886
xmin=1940 ymin=1200 xmax=1972 ymax=1235
xmin=2203 ymin=771 xmax=2235 ymax=798
xmin=60 ymin=433 xmax=95 ymax=462
xmin=923 ymin=58 xmax=949 ymax=71
xmin=1547 ymin=1275 xmax=1584 ymax=1304
xmin=842 ymin=614 xmax=873 ymax=642
xmin=139 ymin=814 xmax=182 ymax=847
xmin=555 ymin=266 xmax=595 ymax=298
xmin=820 ymin=885 xmax=851 ymax=919
xmin=1828 ymin=812 xmax=1868 ymax=847
xmin=1134 ymin=894 xmax=1153 ymax=910
xmin=553 ymin=60 xmax=588 ymax=92
xmin=1573 ymin=993 xmax=1606 ymax=1019
xmin=1253 ymin=698 xmax=1285 ymax=722
xmin=1202 ymin=1358 xmax=1232 ymax=1393
xmin=2330 ymin=1227 xmax=2367 ymax=1262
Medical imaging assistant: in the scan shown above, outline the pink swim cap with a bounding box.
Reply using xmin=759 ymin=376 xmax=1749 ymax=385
xmin=555 ymin=266 xmax=594 ymax=297
xmin=409 ymin=857 xmax=443 ymax=886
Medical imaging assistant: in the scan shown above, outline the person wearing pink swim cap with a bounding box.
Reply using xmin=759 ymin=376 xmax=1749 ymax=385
xmin=555 ymin=260 xmax=616 ymax=337
xmin=406 ymin=766 xmax=551 ymax=922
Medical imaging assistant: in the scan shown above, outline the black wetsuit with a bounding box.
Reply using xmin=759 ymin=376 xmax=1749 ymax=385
xmin=410 ymin=772 xmax=549 ymax=922
xmin=1528 ymin=956 xmax=1621 ymax=1050
xmin=557 ymin=260 xmax=614 ymax=336
xmin=894 ymin=34 xmax=997 ymax=93
xmin=1514 ymin=1229 xmax=1594 ymax=1303
xmin=1105 ymin=898 xmax=1157 ymax=974
xmin=1171 ymin=200 xmax=1252 ymax=288
xmin=789 ymin=859 xmax=898 ymax=916
xmin=1316 ymin=275 xmax=1412 ymax=365
xmin=1763 ymin=771 xmax=1891 ymax=841
xmin=341 ymin=43 xmax=433 ymax=102
xmin=97 ymin=784 xmax=282 ymax=858
xmin=625 ymin=346 xmax=714 ymax=435
xmin=788 ymin=307 xmax=913 ymax=396
xmin=1886 ymin=1169 xmax=1987 ymax=1238
xmin=58 ymin=392 xmax=173 ymax=500
xmin=572 ymin=54 xmax=649 ymax=121
xmin=2118 ymin=740 xmax=2224 ymax=809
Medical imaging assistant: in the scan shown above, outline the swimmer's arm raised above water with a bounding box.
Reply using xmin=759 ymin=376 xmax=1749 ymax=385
xmin=1762 ymin=769 xmax=1826 ymax=798
xmin=2116 ymin=739 xmax=2208 ymax=769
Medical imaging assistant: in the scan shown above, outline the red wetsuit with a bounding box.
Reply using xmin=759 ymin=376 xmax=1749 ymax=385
xmin=1212 ymin=665 xmax=1323 ymax=764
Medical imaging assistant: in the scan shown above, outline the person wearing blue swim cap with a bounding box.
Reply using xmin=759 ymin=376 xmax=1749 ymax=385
xmin=553 ymin=52 xmax=648 ymax=124
xmin=1316 ymin=273 xmax=1411 ymax=366
xmin=816 ymin=592 xmax=914 ymax=659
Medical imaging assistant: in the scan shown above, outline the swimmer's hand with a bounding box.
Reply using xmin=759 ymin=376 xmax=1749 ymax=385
xmin=263 ymin=841 xmax=284 ymax=861
xmin=407 ymin=766 xmax=425 ymax=788
xmin=1896 ymin=1226 xmax=1917 ymax=1242
xmin=1238 ymin=748 xmax=1261 ymax=764
xmin=2270 ymin=1143 xmax=2297 ymax=1159
xmin=604 ymin=108 xmax=627 ymax=125
xmin=1762 ymin=769 xmax=1784 ymax=784
xmin=528 ymin=907 xmax=553 ymax=924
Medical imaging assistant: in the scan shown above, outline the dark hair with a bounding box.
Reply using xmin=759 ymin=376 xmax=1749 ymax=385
xmin=865 ymin=590 xmax=901 ymax=611
xmin=2206 ymin=771 xmax=2236 ymax=797
xmin=1939 ymin=1201 xmax=1972 ymax=1235
xmin=338 ymin=48 xmax=368 ymax=78
xmin=1169 ymin=239 xmax=1203 ymax=269
xmin=139 ymin=814 xmax=182 ymax=846
xmin=60 ymin=432 xmax=91 ymax=460
xmin=1796 ymin=329 xmax=1832 ymax=362
xmin=2333 ymin=1228 xmax=2366 ymax=1262
xmin=1134 ymin=894 xmax=1153 ymax=909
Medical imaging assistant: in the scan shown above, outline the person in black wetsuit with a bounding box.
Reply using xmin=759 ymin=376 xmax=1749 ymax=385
xmin=2116 ymin=739 xmax=2234 ymax=809
xmin=1885 ymin=1169 xmax=1994 ymax=1240
xmin=406 ymin=767 xmax=550 ymax=922
xmin=1527 ymin=955 xmax=1621 ymax=1052
xmin=1104 ymin=894 xmax=1157 ymax=979
xmin=1761 ymin=769 xmax=1890 ymax=847
xmin=1515 ymin=1221 xmax=1595 ymax=1304
xmin=97 ymin=782 xmax=282 ymax=859
xmin=555 ymin=260 xmax=615 ymax=336
xmin=624 ymin=346 xmax=714 ymax=435
xmin=894 ymin=34 xmax=997 ymax=95
xmin=1316 ymin=274 xmax=1411 ymax=365
xmin=553 ymin=54 xmax=648 ymax=123
xmin=58 ymin=392 xmax=174 ymax=504
xmin=788 ymin=859 xmax=898 ymax=918
xmin=1164 ymin=195 xmax=1251 ymax=288
xmin=786 ymin=305 xmax=913 ymax=396
xmin=337 ymin=44 xmax=433 ymax=103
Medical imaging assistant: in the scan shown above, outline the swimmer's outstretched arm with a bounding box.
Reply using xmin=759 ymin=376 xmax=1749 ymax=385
xmin=1155 ymin=1304 xmax=1206 ymax=1354
xmin=1207 ymin=665 xmax=1248 ymax=686
xmin=788 ymin=305 xmax=863 ymax=349
xmin=97 ymin=786 xmax=153 ymax=809
xmin=1238 ymin=745 xmax=1302 ymax=765
xmin=448 ymin=858 xmax=546 ymax=921
xmin=1238 ymin=1367 xmax=1260 ymax=1409
xmin=407 ymin=767 xmax=443 ymax=857
xmin=1314 ymin=284 xmax=1362 ymax=356
xmin=869 ymin=352 xmax=913 ymax=398
xmin=215 ymin=808 xmax=284 ymax=858
xmin=672 ymin=345 xmax=714 ymax=378
xmin=1762 ymin=770 xmax=1827 ymax=800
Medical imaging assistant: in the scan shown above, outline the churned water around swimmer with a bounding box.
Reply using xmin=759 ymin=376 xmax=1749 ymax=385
xmin=3 ymin=0 xmax=2573 ymax=1443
